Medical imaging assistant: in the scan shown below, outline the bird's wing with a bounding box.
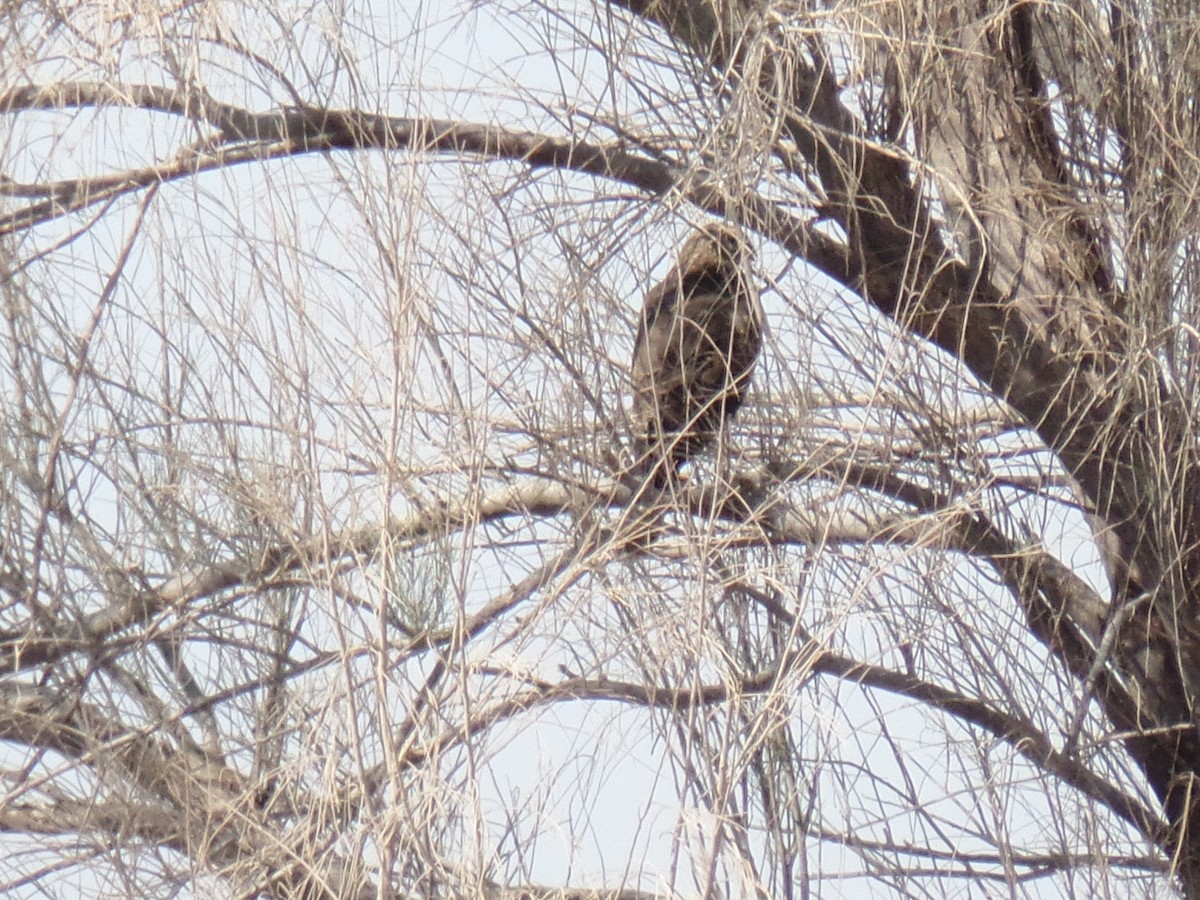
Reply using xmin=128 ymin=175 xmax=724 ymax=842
xmin=635 ymin=261 xmax=730 ymax=343
xmin=634 ymin=264 xmax=682 ymax=351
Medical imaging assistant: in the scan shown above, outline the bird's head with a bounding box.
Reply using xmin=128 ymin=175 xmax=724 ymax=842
xmin=679 ymin=223 xmax=751 ymax=271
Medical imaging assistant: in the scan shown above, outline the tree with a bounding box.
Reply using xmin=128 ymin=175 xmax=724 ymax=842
xmin=1 ymin=0 xmax=1197 ymax=896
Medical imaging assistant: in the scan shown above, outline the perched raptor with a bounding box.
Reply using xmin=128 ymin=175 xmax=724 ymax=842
xmin=631 ymin=223 xmax=763 ymax=487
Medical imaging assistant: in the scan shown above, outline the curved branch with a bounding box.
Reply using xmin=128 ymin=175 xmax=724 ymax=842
xmin=0 ymin=444 xmax=1102 ymax=678
xmin=428 ymin=632 xmax=1165 ymax=852
xmin=0 ymin=442 xmax=941 ymax=675
xmin=0 ymin=81 xmax=854 ymax=283
xmin=0 ymin=476 xmax=608 ymax=672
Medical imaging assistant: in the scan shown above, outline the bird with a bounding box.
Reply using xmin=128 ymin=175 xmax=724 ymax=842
xmin=630 ymin=223 xmax=763 ymax=488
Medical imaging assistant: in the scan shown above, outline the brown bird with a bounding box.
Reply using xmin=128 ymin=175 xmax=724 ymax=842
xmin=631 ymin=223 xmax=763 ymax=487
